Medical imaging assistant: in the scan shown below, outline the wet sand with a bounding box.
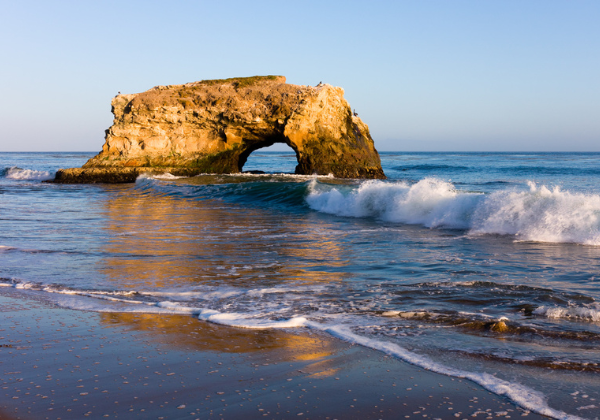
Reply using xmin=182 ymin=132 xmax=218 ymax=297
xmin=0 ymin=290 xmax=547 ymax=419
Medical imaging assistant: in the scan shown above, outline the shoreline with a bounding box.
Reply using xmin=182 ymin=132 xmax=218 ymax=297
xmin=0 ymin=289 xmax=547 ymax=419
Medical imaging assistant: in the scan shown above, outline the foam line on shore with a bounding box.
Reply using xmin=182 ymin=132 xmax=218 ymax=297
xmin=199 ymin=309 xmax=308 ymax=328
xmin=198 ymin=309 xmax=583 ymax=420
xmin=0 ymin=278 xmax=587 ymax=419
xmin=314 ymin=323 xmax=582 ymax=420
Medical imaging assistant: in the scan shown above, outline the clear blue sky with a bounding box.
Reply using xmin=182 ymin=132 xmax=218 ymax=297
xmin=1 ymin=0 xmax=599 ymax=152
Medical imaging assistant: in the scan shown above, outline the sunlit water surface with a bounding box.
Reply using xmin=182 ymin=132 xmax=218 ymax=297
xmin=2 ymin=151 xmax=600 ymax=419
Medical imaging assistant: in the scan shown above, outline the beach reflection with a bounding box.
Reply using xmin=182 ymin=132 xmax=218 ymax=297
xmin=99 ymin=187 xmax=349 ymax=289
xmin=99 ymin=312 xmax=340 ymax=375
xmin=95 ymin=185 xmax=348 ymax=377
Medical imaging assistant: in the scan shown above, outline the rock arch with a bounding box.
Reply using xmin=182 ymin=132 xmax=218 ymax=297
xmin=55 ymin=76 xmax=385 ymax=183
xmin=238 ymin=139 xmax=299 ymax=173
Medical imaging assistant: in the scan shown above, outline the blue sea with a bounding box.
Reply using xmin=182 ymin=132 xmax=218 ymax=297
xmin=2 ymin=151 xmax=600 ymax=419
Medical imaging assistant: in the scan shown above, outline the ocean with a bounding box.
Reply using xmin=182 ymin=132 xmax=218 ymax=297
xmin=1 ymin=151 xmax=600 ymax=419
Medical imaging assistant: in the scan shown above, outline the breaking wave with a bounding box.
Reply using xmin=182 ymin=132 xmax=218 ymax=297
xmin=306 ymin=178 xmax=600 ymax=245
xmin=534 ymin=304 xmax=600 ymax=323
xmin=1 ymin=166 xmax=53 ymax=181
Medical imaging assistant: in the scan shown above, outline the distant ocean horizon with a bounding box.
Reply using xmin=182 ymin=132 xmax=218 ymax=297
xmin=5 ymin=150 xmax=600 ymax=153
xmin=2 ymin=150 xmax=600 ymax=419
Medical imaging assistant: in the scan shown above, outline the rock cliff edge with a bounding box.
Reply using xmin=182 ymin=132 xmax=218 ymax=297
xmin=55 ymin=76 xmax=385 ymax=183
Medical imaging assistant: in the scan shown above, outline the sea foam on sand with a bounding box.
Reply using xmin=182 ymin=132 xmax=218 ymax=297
xmin=195 ymin=309 xmax=583 ymax=420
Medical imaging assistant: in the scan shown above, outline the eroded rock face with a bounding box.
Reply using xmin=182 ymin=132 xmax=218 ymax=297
xmin=56 ymin=76 xmax=385 ymax=183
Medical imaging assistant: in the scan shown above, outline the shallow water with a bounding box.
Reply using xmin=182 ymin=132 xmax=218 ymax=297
xmin=2 ymin=151 xmax=600 ymax=419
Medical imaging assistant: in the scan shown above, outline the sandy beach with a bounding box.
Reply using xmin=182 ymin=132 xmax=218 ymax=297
xmin=0 ymin=289 xmax=547 ymax=420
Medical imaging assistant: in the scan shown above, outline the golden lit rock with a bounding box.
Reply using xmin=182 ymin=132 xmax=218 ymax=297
xmin=490 ymin=320 xmax=509 ymax=333
xmin=55 ymin=76 xmax=385 ymax=183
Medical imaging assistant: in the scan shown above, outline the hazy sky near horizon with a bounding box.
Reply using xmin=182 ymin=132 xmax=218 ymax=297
xmin=1 ymin=0 xmax=599 ymax=152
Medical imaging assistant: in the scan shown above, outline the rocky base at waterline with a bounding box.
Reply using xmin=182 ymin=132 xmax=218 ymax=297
xmin=53 ymin=167 xmax=207 ymax=184
xmin=54 ymin=76 xmax=385 ymax=183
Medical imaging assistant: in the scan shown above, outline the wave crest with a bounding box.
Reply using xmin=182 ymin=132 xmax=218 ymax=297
xmin=471 ymin=182 xmax=600 ymax=245
xmin=306 ymin=178 xmax=478 ymax=229
xmin=2 ymin=166 xmax=53 ymax=181
xmin=534 ymin=304 xmax=600 ymax=322
xmin=306 ymin=178 xmax=600 ymax=245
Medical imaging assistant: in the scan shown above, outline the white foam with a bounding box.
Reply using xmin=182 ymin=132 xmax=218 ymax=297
xmin=149 ymin=173 xmax=187 ymax=180
xmin=458 ymin=311 xmax=495 ymax=319
xmin=247 ymin=285 xmax=327 ymax=297
xmin=0 ymin=278 xmax=584 ymax=419
xmin=192 ymin=309 xmax=581 ymax=419
xmin=138 ymin=172 xmax=334 ymax=183
xmin=198 ymin=309 xmax=308 ymax=329
xmin=149 ymin=289 xmax=244 ymax=300
xmin=534 ymin=305 xmax=600 ymax=322
xmin=0 ymin=280 xmax=207 ymax=313
xmin=14 ymin=282 xmax=39 ymax=290
xmin=381 ymin=310 xmax=429 ymax=318
xmin=309 ymin=323 xmax=581 ymax=420
xmin=471 ymin=182 xmax=600 ymax=245
xmin=306 ymin=178 xmax=481 ymax=229
xmin=227 ymin=172 xmax=334 ymax=181
xmin=306 ymin=178 xmax=600 ymax=245
xmin=156 ymin=301 xmax=203 ymax=314
xmin=72 ymin=292 xmax=143 ymax=305
xmin=49 ymin=294 xmax=200 ymax=314
xmin=4 ymin=167 xmax=53 ymax=181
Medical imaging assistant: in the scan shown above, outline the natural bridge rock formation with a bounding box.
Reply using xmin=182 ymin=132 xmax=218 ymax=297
xmin=55 ymin=76 xmax=385 ymax=183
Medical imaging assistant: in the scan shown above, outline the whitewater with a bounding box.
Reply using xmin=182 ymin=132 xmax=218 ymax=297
xmin=2 ymin=151 xmax=600 ymax=419
xmin=306 ymin=178 xmax=600 ymax=245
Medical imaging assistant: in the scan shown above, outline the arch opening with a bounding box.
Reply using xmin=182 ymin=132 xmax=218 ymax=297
xmin=239 ymin=140 xmax=300 ymax=174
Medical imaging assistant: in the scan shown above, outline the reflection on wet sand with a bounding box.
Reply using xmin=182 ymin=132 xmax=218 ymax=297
xmin=95 ymin=186 xmax=351 ymax=378
xmin=99 ymin=312 xmax=340 ymax=376
xmin=100 ymin=187 xmax=350 ymax=289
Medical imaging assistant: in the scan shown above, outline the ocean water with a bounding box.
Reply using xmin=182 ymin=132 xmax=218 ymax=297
xmin=2 ymin=151 xmax=600 ymax=419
